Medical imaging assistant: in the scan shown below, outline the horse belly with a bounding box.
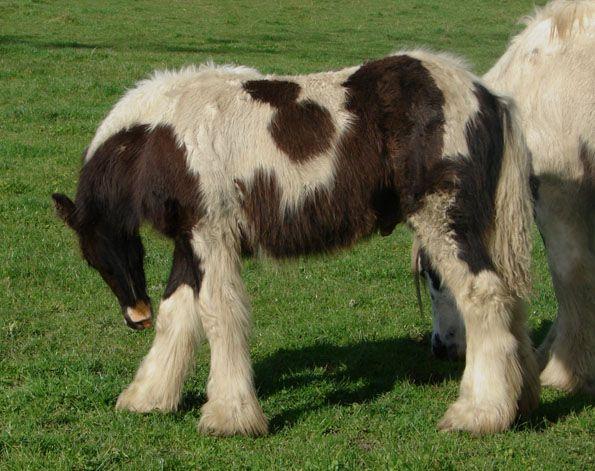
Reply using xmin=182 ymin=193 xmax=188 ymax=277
xmin=239 ymin=169 xmax=380 ymax=258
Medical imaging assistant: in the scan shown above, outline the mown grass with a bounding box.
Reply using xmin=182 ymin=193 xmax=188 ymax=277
xmin=0 ymin=0 xmax=593 ymax=469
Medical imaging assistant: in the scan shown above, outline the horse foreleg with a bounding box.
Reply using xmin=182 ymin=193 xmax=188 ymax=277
xmin=116 ymin=239 xmax=204 ymax=412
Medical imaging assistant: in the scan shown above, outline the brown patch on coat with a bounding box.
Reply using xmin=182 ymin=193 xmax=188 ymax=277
xmin=447 ymin=83 xmax=505 ymax=274
xmin=270 ymin=100 xmax=336 ymax=161
xmin=342 ymin=55 xmax=448 ymax=217
xmin=240 ymin=169 xmax=381 ymax=257
xmin=239 ymin=55 xmax=447 ymax=257
xmin=243 ymin=80 xmax=300 ymax=107
xmin=76 ymin=124 xmax=204 ymax=237
xmin=163 ymin=237 xmax=204 ymax=300
xmin=135 ymin=125 xmax=204 ymax=237
xmin=243 ymin=79 xmax=336 ymax=162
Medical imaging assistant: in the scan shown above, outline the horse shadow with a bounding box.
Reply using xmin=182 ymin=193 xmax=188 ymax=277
xmin=518 ymin=392 xmax=593 ymax=432
xmin=181 ymin=334 xmax=463 ymax=430
xmin=253 ymin=335 xmax=463 ymax=431
xmin=181 ymin=320 xmax=592 ymax=432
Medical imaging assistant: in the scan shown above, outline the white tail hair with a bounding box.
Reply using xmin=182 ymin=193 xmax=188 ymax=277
xmin=489 ymin=97 xmax=533 ymax=298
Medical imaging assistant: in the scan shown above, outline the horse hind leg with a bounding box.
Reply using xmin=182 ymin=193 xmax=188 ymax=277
xmin=536 ymin=179 xmax=595 ymax=394
xmin=116 ymin=238 xmax=205 ymax=412
xmin=409 ymin=193 xmax=540 ymax=434
xmin=192 ymin=219 xmax=268 ymax=436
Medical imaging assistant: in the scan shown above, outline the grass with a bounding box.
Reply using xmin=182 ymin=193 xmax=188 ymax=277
xmin=1 ymin=0 xmax=593 ymax=469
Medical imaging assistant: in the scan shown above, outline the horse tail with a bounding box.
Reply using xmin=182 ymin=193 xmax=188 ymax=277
xmin=490 ymin=96 xmax=533 ymax=298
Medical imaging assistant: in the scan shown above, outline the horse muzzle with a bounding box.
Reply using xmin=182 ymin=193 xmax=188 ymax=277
xmin=123 ymin=300 xmax=153 ymax=330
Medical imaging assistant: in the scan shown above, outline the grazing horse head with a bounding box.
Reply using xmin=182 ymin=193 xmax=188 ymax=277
xmin=53 ymin=192 xmax=152 ymax=329
xmin=52 ymin=128 xmax=154 ymax=330
xmin=412 ymin=238 xmax=466 ymax=360
xmin=52 ymin=122 xmax=203 ymax=330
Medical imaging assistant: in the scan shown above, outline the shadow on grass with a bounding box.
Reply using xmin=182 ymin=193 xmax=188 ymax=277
xmin=179 ymin=335 xmax=463 ymax=427
xmin=518 ymin=391 xmax=594 ymax=432
xmin=179 ymin=320 xmax=590 ymax=432
xmin=194 ymin=335 xmax=464 ymax=430
xmin=531 ymin=319 xmax=553 ymax=347
xmin=0 ymin=34 xmax=108 ymax=50
xmin=256 ymin=336 xmax=465 ymax=431
xmin=256 ymin=336 xmax=461 ymax=397
xmin=0 ymin=34 xmax=281 ymax=55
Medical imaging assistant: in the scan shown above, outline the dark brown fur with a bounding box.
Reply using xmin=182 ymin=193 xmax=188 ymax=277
xmin=134 ymin=126 xmax=204 ymax=237
xmin=243 ymin=80 xmax=300 ymax=107
xmin=447 ymin=83 xmax=505 ymax=274
xmin=342 ymin=55 xmax=450 ymax=217
xmin=270 ymin=100 xmax=336 ymax=161
xmin=163 ymin=238 xmax=203 ymax=300
xmin=76 ymin=124 xmax=203 ymax=238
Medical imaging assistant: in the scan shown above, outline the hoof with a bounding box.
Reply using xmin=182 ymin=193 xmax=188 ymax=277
xmin=540 ymin=357 xmax=583 ymax=393
xmin=116 ymin=384 xmax=178 ymax=413
xmin=198 ymin=399 xmax=268 ymax=437
xmin=438 ymin=399 xmax=516 ymax=435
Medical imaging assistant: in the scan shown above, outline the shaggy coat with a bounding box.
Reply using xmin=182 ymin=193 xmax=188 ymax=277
xmin=54 ymin=49 xmax=539 ymax=435
xmin=422 ymin=0 xmax=595 ymax=394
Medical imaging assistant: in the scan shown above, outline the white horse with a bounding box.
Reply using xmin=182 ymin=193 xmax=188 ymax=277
xmin=54 ymin=49 xmax=539 ymax=435
xmin=421 ymin=0 xmax=595 ymax=394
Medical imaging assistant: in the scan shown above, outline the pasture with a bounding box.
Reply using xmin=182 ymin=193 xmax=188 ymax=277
xmin=1 ymin=0 xmax=593 ymax=468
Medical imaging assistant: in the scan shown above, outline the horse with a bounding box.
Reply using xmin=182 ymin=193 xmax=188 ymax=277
xmin=419 ymin=0 xmax=595 ymax=394
xmin=53 ymin=49 xmax=539 ymax=435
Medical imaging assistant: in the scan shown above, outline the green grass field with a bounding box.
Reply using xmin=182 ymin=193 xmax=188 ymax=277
xmin=1 ymin=0 xmax=593 ymax=468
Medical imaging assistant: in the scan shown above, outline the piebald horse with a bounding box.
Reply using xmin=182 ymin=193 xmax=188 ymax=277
xmin=54 ymin=49 xmax=539 ymax=435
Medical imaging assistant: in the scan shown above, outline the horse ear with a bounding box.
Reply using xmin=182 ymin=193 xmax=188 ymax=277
xmin=52 ymin=193 xmax=77 ymax=228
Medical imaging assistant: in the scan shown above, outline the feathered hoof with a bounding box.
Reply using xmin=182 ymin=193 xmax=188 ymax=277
xmin=438 ymin=399 xmax=516 ymax=435
xmin=540 ymin=359 xmax=585 ymax=394
xmin=198 ymin=399 xmax=268 ymax=437
xmin=115 ymin=383 xmax=178 ymax=413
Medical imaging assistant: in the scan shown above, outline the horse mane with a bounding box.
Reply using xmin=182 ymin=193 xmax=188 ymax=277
xmin=522 ymin=0 xmax=594 ymax=41
xmin=483 ymin=0 xmax=594 ymax=91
